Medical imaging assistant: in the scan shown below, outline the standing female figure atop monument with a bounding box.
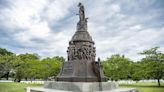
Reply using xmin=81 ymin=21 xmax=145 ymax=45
xmin=78 ymin=2 xmax=85 ymax=21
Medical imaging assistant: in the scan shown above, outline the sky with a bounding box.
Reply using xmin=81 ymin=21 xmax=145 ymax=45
xmin=0 ymin=0 xmax=164 ymax=61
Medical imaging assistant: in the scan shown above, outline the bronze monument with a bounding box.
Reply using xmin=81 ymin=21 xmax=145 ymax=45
xmin=56 ymin=3 xmax=107 ymax=82
xmin=27 ymin=3 xmax=139 ymax=92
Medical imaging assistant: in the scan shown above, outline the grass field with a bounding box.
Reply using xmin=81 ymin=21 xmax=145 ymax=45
xmin=0 ymin=82 xmax=42 ymax=92
xmin=0 ymin=82 xmax=164 ymax=92
xmin=120 ymin=82 xmax=164 ymax=92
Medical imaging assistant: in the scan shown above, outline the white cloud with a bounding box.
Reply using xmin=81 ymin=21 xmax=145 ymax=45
xmin=129 ymin=25 xmax=142 ymax=30
xmin=42 ymin=0 xmax=78 ymax=22
xmin=94 ymin=27 xmax=164 ymax=61
xmin=14 ymin=21 xmax=50 ymax=43
xmin=0 ymin=0 xmax=163 ymax=61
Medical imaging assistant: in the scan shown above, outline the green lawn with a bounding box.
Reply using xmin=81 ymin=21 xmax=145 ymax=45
xmin=120 ymin=82 xmax=164 ymax=92
xmin=0 ymin=82 xmax=42 ymax=92
xmin=0 ymin=82 xmax=164 ymax=92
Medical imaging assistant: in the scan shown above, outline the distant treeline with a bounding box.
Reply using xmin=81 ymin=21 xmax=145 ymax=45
xmin=0 ymin=48 xmax=64 ymax=82
xmin=0 ymin=47 xmax=163 ymax=86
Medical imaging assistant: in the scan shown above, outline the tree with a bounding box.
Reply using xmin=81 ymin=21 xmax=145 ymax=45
xmin=12 ymin=54 xmax=64 ymax=81
xmin=131 ymin=61 xmax=146 ymax=81
xmin=0 ymin=48 xmax=13 ymax=56
xmin=13 ymin=53 xmax=40 ymax=82
xmin=140 ymin=47 xmax=164 ymax=87
xmin=0 ymin=48 xmax=15 ymax=80
xmin=103 ymin=54 xmax=132 ymax=81
xmin=40 ymin=56 xmax=64 ymax=79
xmin=52 ymin=56 xmax=65 ymax=63
xmin=0 ymin=55 xmax=16 ymax=80
xmin=0 ymin=47 xmax=65 ymax=81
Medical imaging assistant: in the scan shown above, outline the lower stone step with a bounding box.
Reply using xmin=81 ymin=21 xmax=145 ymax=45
xmin=26 ymin=87 xmax=138 ymax=92
xmin=26 ymin=81 xmax=139 ymax=92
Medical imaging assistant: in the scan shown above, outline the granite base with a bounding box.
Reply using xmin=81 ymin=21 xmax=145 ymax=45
xmin=26 ymin=81 xmax=138 ymax=92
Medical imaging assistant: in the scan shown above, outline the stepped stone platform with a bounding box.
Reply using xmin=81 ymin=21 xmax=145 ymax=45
xmin=26 ymin=81 xmax=138 ymax=92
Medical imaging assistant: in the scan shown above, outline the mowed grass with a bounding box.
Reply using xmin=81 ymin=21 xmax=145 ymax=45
xmin=0 ymin=82 xmax=164 ymax=92
xmin=0 ymin=82 xmax=42 ymax=92
xmin=120 ymin=82 xmax=164 ymax=92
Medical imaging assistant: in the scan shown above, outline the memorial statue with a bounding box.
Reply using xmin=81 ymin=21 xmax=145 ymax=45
xmin=27 ymin=3 xmax=139 ymax=92
xmin=56 ymin=2 xmax=107 ymax=82
xmin=78 ymin=2 xmax=85 ymax=21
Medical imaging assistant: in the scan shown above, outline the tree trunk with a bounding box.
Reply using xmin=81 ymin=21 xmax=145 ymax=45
xmin=14 ymin=78 xmax=16 ymax=82
xmin=25 ymin=77 xmax=27 ymax=81
xmin=17 ymin=78 xmax=21 ymax=82
xmin=6 ymin=72 xmax=9 ymax=80
xmin=157 ymin=78 xmax=160 ymax=87
xmin=16 ymin=77 xmax=21 ymax=82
